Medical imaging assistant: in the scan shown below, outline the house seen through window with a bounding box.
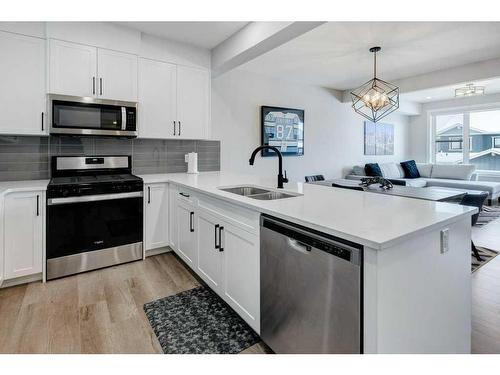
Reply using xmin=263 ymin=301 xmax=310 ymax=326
xmin=433 ymin=109 xmax=500 ymax=171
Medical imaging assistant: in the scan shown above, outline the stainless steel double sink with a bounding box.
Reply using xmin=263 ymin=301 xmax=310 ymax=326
xmin=218 ymin=185 xmax=302 ymax=200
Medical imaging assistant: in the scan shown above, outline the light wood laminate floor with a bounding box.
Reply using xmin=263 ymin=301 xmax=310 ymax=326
xmin=0 ymin=252 xmax=270 ymax=354
xmin=1 ymin=249 xmax=498 ymax=354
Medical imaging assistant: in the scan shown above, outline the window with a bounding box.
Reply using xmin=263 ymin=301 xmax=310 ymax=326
xmin=431 ymin=109 xmax=500 ymax=171
xmin=449 ymin=137 xmax=462 ymax=150
xmin=434 ymin=113 xmax=464 ymax=164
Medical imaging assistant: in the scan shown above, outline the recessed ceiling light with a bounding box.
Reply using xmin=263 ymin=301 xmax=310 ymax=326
xmin=426 ymin=96 xmax=432 ymax=100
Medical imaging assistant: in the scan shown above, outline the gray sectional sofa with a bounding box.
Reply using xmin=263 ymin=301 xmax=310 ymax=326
xmin=346 ymin=162 xmax=500 ymax=203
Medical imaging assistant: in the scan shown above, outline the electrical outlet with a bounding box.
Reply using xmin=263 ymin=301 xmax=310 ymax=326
xmin=184 ymin=154 xmax=189 ymax=163
xmin=440 ymin=228 xmax=449 ymax=254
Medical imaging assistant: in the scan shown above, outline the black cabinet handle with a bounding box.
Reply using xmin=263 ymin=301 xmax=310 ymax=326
xmin=178 ymin=121 xmax=181 ymax=136
xmin=147 ymin=186 xmax=151 ymax=204
xmin=36 ymin=195 xmax=39 ymax=216
xmin=100 ymin=78 xmax=103 ymax=95
xmin=218 ymin=226 xmax=224 ymax=252
xmin=179 ymin=192 xmax=190 ymax=198
xmin=92 ymin=77 xmax=95 ymax=95
xmin=41 ymin=112 xmax=44 ymax=131
xmin=190 ymin=212 xmax=194 ymax=232
xmin=173 ymin=121 xmax=176 ymax=136
xmin=214 ymin=224 xmax=220 ymax=249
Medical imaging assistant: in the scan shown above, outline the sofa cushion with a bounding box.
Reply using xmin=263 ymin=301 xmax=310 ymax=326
xmin=400 ymin=160 xmax=420 ymax=178
xmin=379 ymin=163 xmax=405 ymax=179
xmin=416 ymin=163 xmax=433 ymax=178
xmin=431 ymin=164 xmax=475 ymax=180
xmin=365 ymin=163 xmax=382 ymax=177
xmin=423 ymin=178 xmax=500 ymax=197
xmin=399 ymin=178 xmax=427 ymax=188
xmin=352 ymin=165 xmax=366 ymax=176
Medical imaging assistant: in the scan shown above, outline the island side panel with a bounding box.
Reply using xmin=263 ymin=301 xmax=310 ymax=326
xmin=363 ymin=217 xmax=471 ymax=353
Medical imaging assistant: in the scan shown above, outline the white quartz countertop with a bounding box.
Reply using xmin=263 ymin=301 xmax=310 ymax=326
xmin=0 ymin=179 xmax=49 ymax=197
xmin=139 ymin=172 xmax=477 ymax=249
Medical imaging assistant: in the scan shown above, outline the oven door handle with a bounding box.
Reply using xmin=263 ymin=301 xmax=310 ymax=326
xmin=47 ymin=191 xmax=143 ymax=205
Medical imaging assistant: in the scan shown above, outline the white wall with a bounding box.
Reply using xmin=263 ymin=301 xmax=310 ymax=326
xmin=212 ymin=69 xmax=410 ymax=182
xmin=408 ymin=92 xmax=500 ymax=163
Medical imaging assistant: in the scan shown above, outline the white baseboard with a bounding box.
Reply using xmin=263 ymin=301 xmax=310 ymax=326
xmin=1 ymin=273 xmax=42 ymax=288
xmin=145 ymin=246 xmax=172 ymax=257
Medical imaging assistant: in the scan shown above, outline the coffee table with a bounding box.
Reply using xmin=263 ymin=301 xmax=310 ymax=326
xmin=312 ymin=179 xmax=486 ymax=202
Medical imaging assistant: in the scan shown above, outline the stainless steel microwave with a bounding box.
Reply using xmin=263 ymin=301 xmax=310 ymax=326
xmin=49 ymin=95 xmax=137 ymax=137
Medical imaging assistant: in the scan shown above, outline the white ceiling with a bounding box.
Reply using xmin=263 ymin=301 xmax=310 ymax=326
xmin=119 ymin=22 xmax=248 ymax=49
xmin=239 ymin=22 xmax=500 ymax=91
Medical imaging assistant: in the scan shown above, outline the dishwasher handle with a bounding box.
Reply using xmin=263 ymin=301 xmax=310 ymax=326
xmin=287 ymin=238 xmax=311 ymax=254
xmin=261 ymin=215 xmax=361 ymax=266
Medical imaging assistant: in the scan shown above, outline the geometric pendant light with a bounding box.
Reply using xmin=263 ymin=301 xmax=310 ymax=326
xmin=350 ymin=47 xmax=399 ymax=123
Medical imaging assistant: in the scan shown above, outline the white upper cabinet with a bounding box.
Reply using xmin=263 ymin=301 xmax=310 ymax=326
xmin=138 ymin=62 xmax=210 ymax=140
xmin=3 ymin=190 xmax=44 ymax=280
xmin=49 ymin=39 xmax=97 ymax=97
xmin=144 ymin=183 xmax=169 ymax=251
xmin=97 ymin=48 xmax=138 ymax=101
xmin=138 ymin=58 xmax=177 ymax=138
xmin=177 ymin=65 xmax=210 ymax=139
xmin=0 ymin=31 xmax=46 ymax=135
xmin=49 ymin=39 xmax=138 ymax=101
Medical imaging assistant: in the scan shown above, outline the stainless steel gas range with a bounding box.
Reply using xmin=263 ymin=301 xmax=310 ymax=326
xmin=46 ymin=155 xmax=143 ymax=280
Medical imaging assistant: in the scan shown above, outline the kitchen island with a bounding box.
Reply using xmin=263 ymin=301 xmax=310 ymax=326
xmin=140 ymin=171 xmax=477 ymax=354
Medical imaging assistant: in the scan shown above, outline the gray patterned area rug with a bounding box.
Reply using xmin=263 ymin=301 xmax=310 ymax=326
xmin=475 ymin=205 xmax=500 ymax=227
xmin=143 ymin=286 xmax=260 ymax=354
xmin=471 ymin=205 xmax=500 ymax=272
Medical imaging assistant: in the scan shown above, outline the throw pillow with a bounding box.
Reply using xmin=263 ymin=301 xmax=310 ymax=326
xmin=365 ymin=163 xmax=383 ymax=177
xmin=400 ymin=160 xmax=420 ymax=179
xmin=352 ymin=165 xmax=366 ymax=176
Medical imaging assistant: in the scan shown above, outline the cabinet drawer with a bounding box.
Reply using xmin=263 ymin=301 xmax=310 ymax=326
xmin=197 ymin=194 xmax=260 ymax=235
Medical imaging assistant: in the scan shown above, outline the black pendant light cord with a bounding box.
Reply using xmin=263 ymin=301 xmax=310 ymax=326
xmin=369 ymin=46 xmax=381 ymax=79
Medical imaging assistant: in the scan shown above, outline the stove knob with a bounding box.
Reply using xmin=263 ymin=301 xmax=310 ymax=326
xmin=62 ymin=189 xmax=69 ymax=197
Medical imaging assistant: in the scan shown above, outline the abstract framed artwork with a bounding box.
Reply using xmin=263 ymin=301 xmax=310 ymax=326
xmin=261 ymin=106 xmax=304 ymax=157
xmin=364 ymin=121 xmax=394 ymax=155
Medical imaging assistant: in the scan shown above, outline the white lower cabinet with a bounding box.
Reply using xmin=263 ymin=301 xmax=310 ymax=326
xmin=196 ymin=208 xmax=223 ymax=291
xmin=176 ymin=191 xmax=260 ymax=332
xmin=3 ymin=190 xmax=44 ymax=280
xmin=221 ymin=221 xmax=260 ymax=330
xmin=175 ymin=197 xmax=197 ymax=267
xmin=144 ymin=183 xmax=169 ymax=252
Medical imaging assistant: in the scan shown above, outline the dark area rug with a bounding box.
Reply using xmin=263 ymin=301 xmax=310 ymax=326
xmin=143 ymin=286 xmax=260 ymax=354
xmin=472 ymin=246 xmax=499 ymax=273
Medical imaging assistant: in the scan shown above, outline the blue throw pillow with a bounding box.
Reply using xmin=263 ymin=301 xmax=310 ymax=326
xmin=364 ymin=163 xmax=383 ymax=177
xmin=400 ymin=160 xmax=420 ymax=179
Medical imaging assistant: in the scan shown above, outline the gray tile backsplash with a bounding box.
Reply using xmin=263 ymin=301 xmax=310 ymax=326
xmin=0 ymin=136 xmax=220 ymax=181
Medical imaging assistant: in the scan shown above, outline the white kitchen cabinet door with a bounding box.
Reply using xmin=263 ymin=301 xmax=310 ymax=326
xmin=4 ymin=191 xmax=44 ymax=280
xmin=169 ymin=184 xmax=179 ymax=251
xmin=97 ymin=48 xmax=138 ymax=102
xmin=222 ymin=222 xmax=260 ymax=332
xmin=176 ymin=65 xmax=209 ymax=139
xmin=196 ymin=209 xmax=223 ymax=292
xmin=49 ymin=39 xmax=97 ymax=97
xmin=144 ymin=183 xmax=169 ymax=251
xmin=176 ymin=199 xmax=197 ymax=268
xmin=0 ymin=31 xmax=46 ymax=135
xmin=138 ymin=58 xmax=177 ymax=139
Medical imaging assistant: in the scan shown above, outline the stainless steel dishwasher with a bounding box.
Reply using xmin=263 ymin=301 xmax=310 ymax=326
xmin=260 ymin=215 xmax=363 ymax=354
